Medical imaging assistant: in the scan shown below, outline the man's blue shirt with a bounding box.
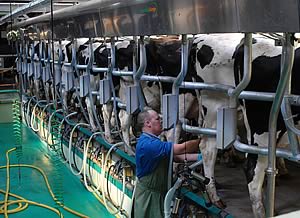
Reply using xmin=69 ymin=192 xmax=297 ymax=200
xmin=136 ymin=132 xmax=172 ymax=179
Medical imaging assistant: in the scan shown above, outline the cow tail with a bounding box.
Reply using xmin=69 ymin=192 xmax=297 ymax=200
xmin=239 ymin=103 xmax=251 ymax=145
xmin=192 ymin=76 xmax=205 ymax=127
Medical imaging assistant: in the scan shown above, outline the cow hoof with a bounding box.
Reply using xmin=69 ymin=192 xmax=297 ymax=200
xmin=125 ymin=146 xmax=136 ymax=156
xmin=214 ymin=199 xmax=226 ymax=209
xmin=105 ymin=137 xmax=115 ymax=144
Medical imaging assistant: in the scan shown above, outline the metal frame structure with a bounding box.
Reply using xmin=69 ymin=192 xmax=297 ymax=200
xmin=5 ymin=0 xmax=300 ymax=217
xmin=8 ymin=0 xmax=300 ymax=38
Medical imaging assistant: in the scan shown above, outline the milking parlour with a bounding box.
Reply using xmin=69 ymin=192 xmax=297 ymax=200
xmin=1 ymin=0 xmax=300 ymax=217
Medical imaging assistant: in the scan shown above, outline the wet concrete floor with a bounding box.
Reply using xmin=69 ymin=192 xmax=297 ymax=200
xmin=215 ymin=159 xmax=300 ymax=217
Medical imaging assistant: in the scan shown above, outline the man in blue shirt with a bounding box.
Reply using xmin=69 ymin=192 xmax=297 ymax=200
xmin=134 ymin=108 xmax=201 ymax=218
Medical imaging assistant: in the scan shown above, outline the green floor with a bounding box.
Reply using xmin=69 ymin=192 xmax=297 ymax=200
xmin=0 ymin=123 xmax=115 ymax=218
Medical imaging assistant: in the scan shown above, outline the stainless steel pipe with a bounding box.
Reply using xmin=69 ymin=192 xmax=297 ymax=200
xmin=266 ymin=33 xmax=294 ymax=217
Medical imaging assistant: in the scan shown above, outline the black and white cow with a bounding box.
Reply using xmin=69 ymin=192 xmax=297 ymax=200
xmin=101 ymin=37 xmax=202 ymax=155
xmin=233 ymin=35 xmax=300 ymax=217
xmin=27 ymin=41 xmax=40 ymax=98
xmin=147 ymin=37 xmax=203 ymax=141
xmin=56 ymin=38 xmax=107 ymax=130
xmin=194 ymin=33 xmax=300 ymax=217
xmin=103 ymin=39 xmax=162 ymax=155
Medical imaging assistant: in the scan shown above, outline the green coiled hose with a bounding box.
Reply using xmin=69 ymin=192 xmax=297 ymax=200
xmin=12 ymin=100 xmax=23 ymax=163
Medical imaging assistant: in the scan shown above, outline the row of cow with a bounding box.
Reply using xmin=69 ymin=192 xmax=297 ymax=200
xmin=19 ymin=33 xmax=300 ymax=218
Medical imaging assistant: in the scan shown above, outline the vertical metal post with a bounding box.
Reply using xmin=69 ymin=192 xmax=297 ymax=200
xmin=229 ymin=33 xmax=252 ymax=108
xmin=167 ymin=34 xmax=188 ymax=189
xmin=280 ymin=34 xmax=299 ymax=156
xmin=266 ymin=33 xmax=294 ymax=217
xmin=134 ymin=36 xmax=146 ymax=111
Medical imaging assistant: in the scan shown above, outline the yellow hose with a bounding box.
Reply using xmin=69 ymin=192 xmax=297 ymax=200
xmin=0 ymin=189 xmax=29 ymax=214
xmin=0 ymin=164 xmax=88 ymax=218
xmin=0 ymin=148 xmax=89 ymax=218
xmin=0 ymin=191 xmax=62 ymax=217
xmin=4 ymin=147 xmax=16 ymax=218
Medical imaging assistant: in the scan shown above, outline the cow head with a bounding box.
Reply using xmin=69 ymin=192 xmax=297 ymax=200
xmin=116 ymin=40 xmax=135 ymax=71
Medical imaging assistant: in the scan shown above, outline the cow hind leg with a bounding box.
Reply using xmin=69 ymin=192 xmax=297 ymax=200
xmin=119 ymin=110 xmax=135 ymax=156
xmin=85 ymin=97 xmax=97 ymax=131
xmin=102 ymin=103 xmax=114 ymax=143
xmin=276 ymin=157 xmax=289 ymax=177
xmin=247 ymin=154 xmax=267 ymax=218
xmin=199 ymin=137 xmax=226 ymax=208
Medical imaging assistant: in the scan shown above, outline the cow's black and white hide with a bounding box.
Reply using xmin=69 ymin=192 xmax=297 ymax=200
xmin=74 ymin=39 xmax=107 ymax=131
xmin=112 ymin=40 xmax=162 ymax=155
xmin=54 ymin=39 xmax=102 ymax=129
xmin=194 ymin=33 xmax=300 ymax=217
xmin=148 ymin=37 xmax=203 ymax=142
xmin=52 ymin=40 xmax=73 ymax=111
xmin=233 ymin=37 xmax=300 ymax=217
xmin=103 ymin=37 xmax=203 ymax=155
xmin=27 ymin=41 xmax=44 ymax=100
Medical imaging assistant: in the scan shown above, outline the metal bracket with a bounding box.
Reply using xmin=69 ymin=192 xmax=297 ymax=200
xmin=162 ymin=94 xmax=178 ymax=129
xmin=217 ymin=107 xmax=237 ymax=149
xmin=54 ymin=64 xmax=62 ymax=86
xmin=27 ymin=62 xmax=34 ymax=77
xmin=34 ymin=62 xmax=41 ymax=79
xmin=17 ymin=59 xmax=22 ymax=73
xmin=99 ymin=79 xmax=111 ymax=104
xmin=62 ymin=69 xmax=73 ymax=91
xmin=126 ymin=85 xmax=139 ymax=114
xmin=42 ymin=66 xmax=51 ymax=82
xmin=80 ymin=74 xmax=90 ymax=97
xmin=22 ymin=62 xmax=27 ymax=75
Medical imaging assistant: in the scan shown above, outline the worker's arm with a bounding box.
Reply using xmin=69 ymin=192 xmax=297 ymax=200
xmin=174 ymin=153 xmax=201 ymax=162
xmin=173 ymin=138 xmax=200 ymax=155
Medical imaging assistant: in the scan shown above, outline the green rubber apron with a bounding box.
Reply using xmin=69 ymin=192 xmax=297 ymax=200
xmin=134 ymin=157 xmax=169 ymax=218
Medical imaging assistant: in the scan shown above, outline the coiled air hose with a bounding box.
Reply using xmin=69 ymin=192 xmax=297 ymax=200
xmin=40 ymin=102 xmax=55 ymax=140
xmin=12 ymin=100 xmax=22 ymax=146
xmin=30 ymin=100 xmax=47 ymax=132
xmin=26 ymin=96 xmax=36 ymax=128
xmin=68 ymin=123 xmax=90 ymax=175
xmin=101 ymin=142 xmax=126 ymax=215
xmin=0 ymin=147 xmax=88 ymax=218
xmin=47 ymin=109 xmax=63 ymax=147
xmin=83 ymin=132 xmax=105 ymax=192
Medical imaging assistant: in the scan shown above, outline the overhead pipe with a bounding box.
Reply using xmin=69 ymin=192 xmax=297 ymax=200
xmin=0 ymin=0 xmax=51 ymax=25
xmin=3 ymin=0 xmax=149 ymax=29
xmin=266 ymin=33 xmax=294 ymax=217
